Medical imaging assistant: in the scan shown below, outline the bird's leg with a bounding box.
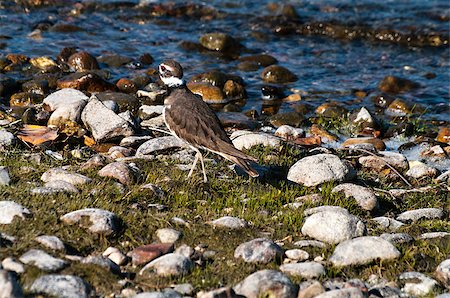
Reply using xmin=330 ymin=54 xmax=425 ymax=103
xmin=187 ymin=152 xmax=200 ymax=179
xmin=198 ymin=152 xmax=208 ymax=183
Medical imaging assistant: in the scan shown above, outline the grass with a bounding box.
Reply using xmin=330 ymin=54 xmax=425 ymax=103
xmin=0 ymin=144 xmax=448 ymax=296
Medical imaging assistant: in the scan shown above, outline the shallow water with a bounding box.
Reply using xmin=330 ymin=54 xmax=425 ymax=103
xmin=1 ymin=0 xmax=449 ymax=120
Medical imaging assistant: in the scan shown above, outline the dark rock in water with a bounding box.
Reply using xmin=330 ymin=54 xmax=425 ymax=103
xmin=199 ymin=32 xmax=240 ymax=53
xmin=139 ymin=53 xmax=154 ymax=65
xmin=22 ymin=79 xmax=49 ymax=95
xmin=280 ymin=4 xmax=300 ymax=19
xmin=190 ymin=70 xmax=244 ymax=88
xmin=56 ymin=72 xmax=116 ymax=92
xmin=269 ymin=111 xmax=303 ymax=128
xmin=223 ymin=103 xmax=241 ymax=112
xmin=97 ymin=54 xmax=132 ymax=68
xmin=261 ymin=85 xmax=285 ymax=100
xmin=217 ymin=112 xmax=259 ymax=130
xmin=316 ymin=102 xmax=348 ymax=119
xmin=223 ymin=80 xmax=246 ymax=100
xmin=68 ymin=51 xmax=100 ymax=72
xmin=378 ymin=76 xmax=420 ymax=94
xmin=385 ymin=98 xmax=418 ymax=116
xmin=261 ymin=65 xmax=297 ymax=83
xmin=237 ymin=61 xmax=260 ymax=72
xmin=116 ymin=78 xmax=138 ymax=94
xmin=239 ymin=54 xmax=277 ymax=67
xmin=57 ymin=47 xmax=78 ymax=63
xmin=10 ymin=92 xmax=44 ymax=107
xmin=49 ymin=23 xmax=83 ymax=33
xmin=0 ymin=75 xmax=19 ymax=99
xmin=372 ymin=94 xmax=395 ymax=108
xmin=179 ymin=41 xmax=206 ymax=52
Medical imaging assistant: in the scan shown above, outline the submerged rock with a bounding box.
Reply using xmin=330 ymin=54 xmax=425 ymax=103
xmin=378 ymin=75 xmax=419 ymax=94
xmin=199 ymin=32 xmax=239 ymax=52
xmin=261 ymin=65 xmax=297 ymax=83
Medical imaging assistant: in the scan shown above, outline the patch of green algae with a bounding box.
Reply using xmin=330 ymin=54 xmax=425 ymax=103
xmin=0 ymin=146 xmax=448 ymax=296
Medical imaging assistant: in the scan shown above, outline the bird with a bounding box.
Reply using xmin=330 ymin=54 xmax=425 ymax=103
xmin=158 ymin=59 xmax=259 ymax=182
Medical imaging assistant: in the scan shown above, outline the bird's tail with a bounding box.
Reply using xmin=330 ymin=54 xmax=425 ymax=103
xmin=222 ymin=153 xmax=260 ymax=178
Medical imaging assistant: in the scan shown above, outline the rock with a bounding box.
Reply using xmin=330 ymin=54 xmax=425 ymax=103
xmin=288 ymin=154 xmax=355 ymax=187
xmin=331 ymin=183 xmax=378 ymax=211
xmin=284 ymin=249 xmax=309 ymax=261
xmin=230 ymin=130 xmax=280 ymax=150
xmin=0 ymin=130 xmax=15 ymax=148
xmin=315 ymin=103 xmax=348 ymax=119
xmin=187 ymin=82 xmax=226 ymax=104
xmin=261 ymin=65 xmax=297 ymax=83
xmin=41 ymin=167 xmax=91 ymax=186
xmin=32 ymin=180 xmax=79 ymax=195
xmin=23 ymin=78 xmax=50 ymax=94
xmin=217 ymin=113 xmax=259 ymax=130
xmin=239 ymin=54 xmax=277 ymax=67
xmin=155 ymin=228 xmax=182 ymax=243
xmin=10 ymin=92 xmax=44 ymax=107
xmin=385 ymin=98 xmax=417 ymax=116
xmin=223 ymin=80 xmax=246 ymax=100
xmin=136 ymin=136 xmax=186 ymax=156
xmin=35 ymin=235 xmax=65 ymax=251
xmin=436 ymin=259 xmax=450 ymax=287
xmin=378 ymin=75 xmax=419 ymax=94
xmin=138 ymin=105 xmax=164 ymax=120
xmin=57 ymin=72 xmax=115 ymax=93
xmin=133 ymin=291 xmax=181 ymax=298
xmin=30 ymin=56 xmax=58 ymax=70
xmin=120 ymin=136 xmax=154 ymax=148
xmin=293 ymin=240 xmax=326 ymax=249
xmin=103 ymin=247 xmax=127 ymax=266
xmin=29 ymin=275 xmax=91 ymax=298
xmin=269 ymin=111 xmax=303 ymax=127
xmin=81 ymin=154 xmax=108 ymax=170
xmin=2 ymin=257 xmax=24 ymax=274
xmin=380 ymin=233 xmax=413 ymax=244
xmin=173 ymin=283 xmax=194 ymax=296
xmin=304 ymin=206 xmax=349 ymax=216
xmin=329 ymin=236 xmax=400 ymax=266
xmin=234 ymin=238 xmax=282 ymax=264
xmin=42 ymin=88 xmax=89 ymax=125
xmin=0 ymin=166 xmax=10 ymax=186
xmin=297 ymin=281 xmax=325 ymax=298
xmin=97 ymin=54 xmax=132 ymax=68
xmin=280 ymin=262 xmax=325 ymax=279
xmin=68 ymin=51 xmax=99 ymax=71
xmin=199 ymin=32 xmax=239 ymax=52
xmin=130 ymin=243 xmax=174 ymax=265
xmin=81 ymin=96 xmax=134 ymax=142
xmin=197 ymin=287 xmax=237 ymax=298
xmin=209 ymin=216 xmax=248 ymax=229
xmin=315 ymin=288 xmax=364 ymax=298
xmin=233 ymin=270 xmax=297 ymax=298
xmin=420 ymin=232 xmax=450 ymax=239
xmin=358 ymin=151 xmax=408 ymax=172
xmin=98 ymin=162 xmax=137 ymax=185
xmin=301 ymin=208 xmax=365 ymax=244
xmin=81 ymin=256 xmax=120 ymax=274
xmin=310 ymin=124 xmax=339 ymax=142
xmin=342 ymin=137 xmax=386 ymax=151
xmin=399 ymin=272 xmax=438 ymax=296
xmin=0 ymin=201 xmax=31 ymax=224
xmin=19 ymin=249 xmax=67 ymax=271
xmin=397 ymin=208 xmax=444 ymax=222
xmin=95 ymin=91 xmax=140 ymax=113
xmin=139 ymin=253 xmax=193 ymax=277
xmin=0 ymin=269 xmax=23 ymax=298
xmin=436 ymin=127 xmax=450 ymax=144
xmin=275 ymin=125 xmax=305 ymax=140
xmin=60 ymin=208 xmax=120 ymax=235
xmin=371 ymin=217 xmax=405 ymax=231
xmin=405 ymin=161 xmax=437 ymax=178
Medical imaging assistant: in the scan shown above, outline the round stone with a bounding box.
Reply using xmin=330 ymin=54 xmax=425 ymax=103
xmin=233 ymin=270 xmax=297 ymax=298
xmin=234 ymin=238 xmax=283 ymax=264
xmin=280 ymin=262 xmax=325 ymax=279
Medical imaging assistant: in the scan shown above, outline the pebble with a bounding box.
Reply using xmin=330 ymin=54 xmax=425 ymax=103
xmin=197 ymin=287 xmax=236 ymax=298
xmin=139 ymin=253 xmax=193 ymax=277
xmin=371 ymin=217 xmax=405 ymax=231
xmin=81 ymin=256 xmax=120 ymax=274
xmin=102 ymin=247 xmax=127 ymax=266
xmin=293 ymin=240 xmax=326 ymax=248
xmin=399 ymin=271 xmax=438 ymax=296
xmin=380 ymin=233 xmax=414 ymax=244
xmin=172 ymin=283 xmax=194 ymax=295
xmin=358 ymin=151 xmax=409 ymax=172
xmin=301 ymin=208 xmax=365 ymax=244
xmin=32 ymin=180 xmax=79 ymax=195
xmin=0 ymin=166 xmax=10 ymax=186
xmin=0 ymin=201 xmax=31 ymax=224
xmin=298 ymin=281 xmax=325 ymax=298
xmin=0 ymin=129 xmax=15 ymax=148
xmin=43 ymin=88 xmax=88 ymax=126
xmin=285 ymin=249 xmax=309 ymax=261
xmin=120 ymin=135 xmax=154 ymax=148
xmin=275 ymin=125 xmax=305 ymax=140
xmin=130 ymin=243 xmax=174 ymax=265
xmin=288 ymin=154 xmax=355 ymax=187
xmin=405 ymin=161 xmax=437 ymax=178
xmin=234 ymin=238 xmax=283 ymax=264
xmin=329 ymin=236 xmax=400 ymax=266
xmin=41 ymin=167 xmax=92 ymax=186
xmin=396 ymin=208 xmax=444 ymax=222
xmin=19 ymin=249 xmax=67 ymax=271
xmin=98 ymin=162 xmax=138 ymax=185
xmin=81 ymin=96 xmax=134 ymax=142
xmin=35 ymin=235 xmax=65 ymax=251
xmin=419 ymin=232 xmax=450 ymax=239
xmin=260 ymin=65 xmax=298 ymax=83
xmin=230 ymin=130 xmax=281 ymax=150
xmin=1 ymin=257 xmax=25 ymax=274
xmin=0 ymin=269 xmax=23 ymax=298
xmin=280 ymin=262 xmax=325 ymax=279
xmin=331 ymin=183 xmax=378 ymax=211
xmin=315 ymin=288 xmax=364 ymax=298
xmin=209 ymin=216 xmax=248 ymax=229
xmin=342 ymin=137 xmax=386 ymax=151
xmin=436 ymin=259 xmax=450 ymax=287
xmin=68 ymin=51 xmax=99 ymax=71
xmin=60 ymin=208 xmax=120 ymax=235
xmin=136 ymin=136 xmax=186 ymax=156
xmin=155 ymin=228 xmax=182 ymax=243
xmin=199 ymin=32 xmax=239 ymax=52
xmin=233 ymin=270 xmax=297 ymax=298
xmin=29 ymin=274 xmax=91 ymax=298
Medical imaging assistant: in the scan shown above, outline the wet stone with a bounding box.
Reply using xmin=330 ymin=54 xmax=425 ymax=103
xmin=98 ymin=162 xmax=138 ymax=185
xmin=0 ymin=269 xmax=23 ymax=298
xmin=0 ymin=166 xmax=11 ymax=186
xmin=96 ymin=91 xmax=140 ymax=113
xmin=280 ymin=262 xmax=325 ymax=279
xmin=234 ymin=238 xmax=282 ymax=264
xmin=68 ymin=51 xmax=99 ymax=71
xmin=302 ymin=208 xmax=365 ymax=244
xmin=436 ymin=126 xmax=450 ymax=144
xmin=10 ymin=92 xmax=44 ymax=107
xmin=155 ymin=228 xmax=182 ymax=243
xmin=136 ymin=136 xmax=186 ymax=156
xmin=316 ymin=103 xmax=348 ymax=119
xmin=436 ymin=259 xmax=450 ymax=287
xmin=41 ymin=167 xmax=92 ymax=186
xmin=331 ymin=183 xmax=378 ymax=211
xmin=396 ymin=208 xmax=444 ymax=222
xmin=56 ymin=72 xmax=115 ymax=93
xmin=380 ymin=233 xmax=413 ymax=244
xmin=2 ymin=257 xmax=25 ymax=274
xmin=260 ymin=65 xmax=298 ymax=83
xmin=0 ymin=201 xmax=31 ymax=224
xmin=139 ymin=253 xmax=193 ymax=277
xmin=130 ymin=243 xmax=174 ymax=265
xmin=239 ymin=54 xmax=277 ymax=67
xmin=233 ymin=269 xmax=297 ymax=298
xmin=378 ymin=75 xmax=419 ymax=94
xmin=209 ymin=216 xmax=248 ymax=229
xmin=97 ymin=54 xmax=132 ymax=68
xmin=385 ymin=98 xmax=417 ymax=117
xmin=187 ymin=82 xmax=226 ymax=104
xmin=29 ymin=275 xmax=91 ymax=298
xmin=284 ymin=249 xmax=309 ymax=261
xmin=60 ymin=208 xmax=120 ymax=235
xmin=288 ymin=154 xmax=355 ymax=187
xmin=35 ymin=235 xmax=65 ymax=251
xmin=399 ymin=272 xmax=438 ymax=296
xmin=19 ymin=249 xmax=67 ymax=271
xmin=269 ymin=111 xmax=303 ymax=127
xmin=230 ymin=130 xmax=280 ymax=150
xmin=371 ymin=217 xmax=405 ymax=231
xmin=199 ymin=32 xmax=239 ymax=52
xmin=330 ymin=236 xmax=400 ymax=267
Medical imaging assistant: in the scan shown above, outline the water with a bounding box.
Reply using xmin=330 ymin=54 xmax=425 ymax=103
xmin=1 ymin=0 xmax=449 ymax=120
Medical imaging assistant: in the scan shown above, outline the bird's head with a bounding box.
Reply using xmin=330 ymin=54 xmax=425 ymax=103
xmin=159 ymin=60 xmax=184 ymax=88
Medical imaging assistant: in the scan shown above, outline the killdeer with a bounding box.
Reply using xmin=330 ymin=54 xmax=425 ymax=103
xmin=159 ymin=59 xmax=259 ymax=182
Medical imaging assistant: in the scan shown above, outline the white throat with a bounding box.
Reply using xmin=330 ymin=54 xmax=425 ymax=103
xmin=161 ymin=76 xmax=184 ymax=87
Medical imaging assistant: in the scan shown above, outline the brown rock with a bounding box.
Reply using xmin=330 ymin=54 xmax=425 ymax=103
xmin=316 ymin=103 xmax=347 ymax=119
xmin=310 ymin=124 xmax=339 ymax=142
xmin=237 ymin=61 xmax=260 ymax=72
xmin=436 ymin=127 xmax=450 ymax=144
xmin=239 ymin=54 xmax=277 ymax=67
xmin=261 ymin=65 xmax=297 ymax=83
xmin=10 ymin=92 xmax=44 ymax=107
xmin=269 ymin=112 xmax=303 ymax=128
xmin=199 ymin=32 xmax=239 ymax=52
xmin=6 ymin=54 xmax=28 ymax=65
xmin=223 ymin=80 xmax=246 ymax=99
xmin=385 ymin=98 xmax=417 ymax=116
xmin=130 ymin=243 xmax=174 ymax=265
xmin=342 ymin=137 xmax=386 ymax=151
xmin=116 ymin=78 xmax=138 ymax=94
xmin=49 ymin=23 xmax=83 ymax=33
xmin=57 ymin=47 xmax=78 ymax=63
xmin=139 ymin=53 xmax=154 ymax=65
xmin=187 ymin=82 xmax=227 ymax=104
xmin=56 ymin=72 xmax=115 ymax=92
xmin=190 ymin=70 xmax=243 ymax=88
xmin=68 ymin=51 xmax=99 ymax=72
xmin=283 ymin=93 xmax=301 ymax=102
xmin=378 ymin=75 xmax=419 ymax=94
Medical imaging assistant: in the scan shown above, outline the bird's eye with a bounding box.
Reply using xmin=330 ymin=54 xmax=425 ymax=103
xmin=160 ymin=65 xmax=166 ymax=72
